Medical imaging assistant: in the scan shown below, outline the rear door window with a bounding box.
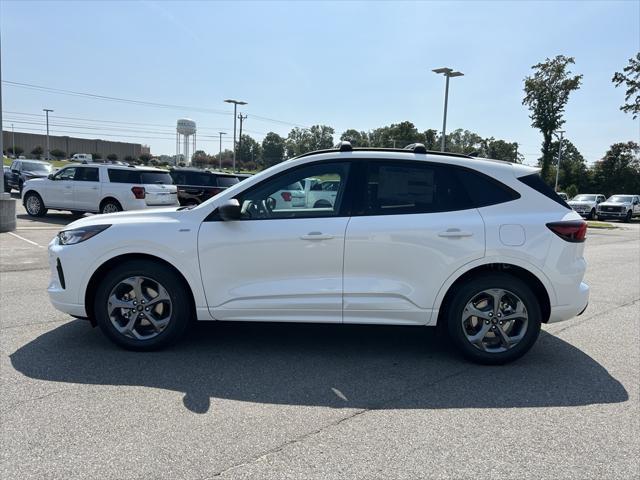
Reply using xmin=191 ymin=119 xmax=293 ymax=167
xmin=216 ymin=176 xmax=239 ymax=188
xmin=364 ymin=161 xmax=473 ymax=215
xmin=108 ymin=169 xmax=141 ymax=183
xmin=74 ymin=167 xmax=99 ymax=182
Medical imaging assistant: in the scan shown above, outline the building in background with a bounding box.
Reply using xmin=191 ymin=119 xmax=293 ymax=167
xmin=2 ymin=130 xmax=147 ymax=160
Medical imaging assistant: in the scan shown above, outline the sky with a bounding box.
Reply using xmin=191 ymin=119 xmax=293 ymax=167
xmin=1 ymin=0 xmax=639 ymax=165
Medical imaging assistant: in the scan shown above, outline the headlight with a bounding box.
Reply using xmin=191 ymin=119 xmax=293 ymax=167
xmin=58 ymin=224 xmax=111 ymax=245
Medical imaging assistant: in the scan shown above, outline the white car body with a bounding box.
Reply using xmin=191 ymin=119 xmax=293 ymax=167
xmin=23 ymin=164 xmax=178 ymax=214
xmin=304 ymin=179 xmax=340 ymax=208
xmin=567 ymin=193 xmax=605 ymax=218
xmin=47 ymin=146 xmax=590 ymax=361
xmin=596 ymin=194 xmax=640 ymax=221
xmin=71 ymin=153 xmax=93 ymax=162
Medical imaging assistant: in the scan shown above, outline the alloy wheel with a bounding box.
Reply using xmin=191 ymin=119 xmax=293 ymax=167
xmin=461 ymin=288 xmax=529 ymax=353
xmin=107 ymin=276 xmax=172 ymax=340
xmin=26 ymin=195 xmax=41 ymax=215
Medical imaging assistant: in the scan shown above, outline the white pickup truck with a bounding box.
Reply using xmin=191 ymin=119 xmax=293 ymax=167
xmin=22 ymin=163 xmax=178 ymax=216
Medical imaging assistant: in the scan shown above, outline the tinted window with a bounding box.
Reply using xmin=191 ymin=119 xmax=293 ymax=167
xmin=140 ymin=171 xmax=172 ymax=185
xmin=236 ymin=162 xmax=350 ymax=220
xmin=74 ymin=167 xmax=99 ymax=182
xmin=456 ymin=169 xmax=520 ymax=207
xmin=216 ymin=176 xmax=239 ymax=187
xmin=182 ymin=171 xmax=216 ymax=187
xmin=108 ymin=169 xmax=140 ymax=183
xmin=365 ymin=162 xmax=472 ymax=215
xmin=518 ymin=173 xmax=570 ymax=209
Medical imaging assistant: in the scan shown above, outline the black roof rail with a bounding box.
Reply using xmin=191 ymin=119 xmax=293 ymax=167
xmin=404 ymin=143 xmax=428 ymax=154
xmin=296 ymin=146 xmax=473 ymax=160
xmin=335 ymin=141 xmax=353 ymax=152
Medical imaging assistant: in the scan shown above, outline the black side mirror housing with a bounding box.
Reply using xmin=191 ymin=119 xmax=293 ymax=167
xmin=218 ymin=199 xmax=241 ymax=221
xmin=48 ymin=174 xmax=54 ymax=180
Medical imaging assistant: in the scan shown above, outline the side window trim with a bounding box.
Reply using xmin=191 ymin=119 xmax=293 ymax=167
xmin=205 ymin=159 xmax=356 ymax=221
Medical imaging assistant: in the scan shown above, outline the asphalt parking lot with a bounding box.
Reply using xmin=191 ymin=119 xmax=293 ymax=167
xmin=1 ymin=198 xmax=639 ymax=480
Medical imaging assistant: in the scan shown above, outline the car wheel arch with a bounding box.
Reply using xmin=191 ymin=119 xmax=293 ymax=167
xmin=84 ymin=253 xmax=196 ymax=324
xmin=99 ymin=197 xmax=122 ymax=210
xmin=434 ymin=262 xmax=552 ymax=326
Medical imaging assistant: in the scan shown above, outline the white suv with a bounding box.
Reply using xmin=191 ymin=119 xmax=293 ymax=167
xmin=47 ymin=143 xmax=589 ymax=364
xmin=22 ymin=164 xmax=178 ymax=216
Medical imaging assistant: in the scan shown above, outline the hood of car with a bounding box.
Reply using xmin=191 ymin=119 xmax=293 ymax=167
xmin=22 ymin=170 xmax=49 ymax=177
xmin=63 ymin=207 xmax=184 ymax=230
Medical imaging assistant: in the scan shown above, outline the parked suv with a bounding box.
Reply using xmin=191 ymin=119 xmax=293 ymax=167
xmin=4 ymin=159 xmax=53 ymax=193
xmin=567 ymin=193 xmax=605 ymax=219
xmin=47 ymin=142 xmax=589 ymax=364
xmin=169 ymin=168 xmax=239 ymax=206
xmin=22 ymin=164 xmax=178 ymax=216
xmin=596 ymin=194 xmax=640 ymax=222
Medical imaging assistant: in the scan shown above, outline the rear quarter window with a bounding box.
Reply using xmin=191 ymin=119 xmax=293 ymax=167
xmin=456 ymin=169 xmax=520 ymax=207
xmin=518 ymin=173 xmax=570 ymax=209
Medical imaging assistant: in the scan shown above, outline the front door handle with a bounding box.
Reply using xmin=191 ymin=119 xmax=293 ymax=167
xmin=438 ymin=228 xmax=473 ymax=238
xmin=300 ymin=232 xmax=334 ymax=241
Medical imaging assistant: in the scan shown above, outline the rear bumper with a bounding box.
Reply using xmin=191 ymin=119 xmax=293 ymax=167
xmin=547 ymin=282 xmax=589 ymax=323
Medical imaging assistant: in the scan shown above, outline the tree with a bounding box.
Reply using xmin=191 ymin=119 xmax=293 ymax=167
xmin=139 ymin=153 xmax=152 ymax=165
xmin=106 ymin=153 xmax=118 ymax=162
xmin=423 ymin=129 xmax=438 ymax=150
xmin=124 ymin=155 xmax=135 ymax=164
xmin=237 ymin=135 xmax=262 ymax=168
xmin=591 ymin=142 xmax=640 ymax=196
xmin=612 ymin=52 xmax=640 ymax=119
xmin=7 ymin=146 xmax=24 ymax=156
xmin=444 ymin=129 xmax=485 ymax=155
xmin=484 ymin=138 xmax=521 ymax=162
xmin=340 ymin=129 xmax=369 ymax=147
xmin=262 ymin=132 xmax=286 ymax=166
xmin=192 ymin=150 xmax=209 ymax=168
xmin=546 ymin=139 xmax=589 ymax=191
xmin=92 ymin=152 xmax=102 ymax=160
xmin=31 ymin=146 xmax=43 ymax=159
xmin=285 ymin=127 xmax=312 ymax=157
xmin=523 ymin=55 xmax=582 ymax=183
xmin=50 ymin=149 xmax=66 ymax=160
xmin=307 ymin=125 xmax=335 ymax=151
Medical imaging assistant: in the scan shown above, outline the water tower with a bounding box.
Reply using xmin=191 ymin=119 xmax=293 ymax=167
xmin=176 ymin=118 xmax=197 ymax=166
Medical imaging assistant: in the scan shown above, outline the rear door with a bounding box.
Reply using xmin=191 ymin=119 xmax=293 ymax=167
xmin=343 ymin=160 xmax=485 ymax=325
xmin=73 ymin=166 xmax=100 ymax=211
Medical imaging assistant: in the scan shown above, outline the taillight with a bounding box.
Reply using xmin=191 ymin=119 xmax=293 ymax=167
xmin=281 ymin=192 xmax=292 ymax=202
xmin=131 ymin=186 xmax=146 ymax=199
xmin=546 ymin=220 xmax=587 ymax=243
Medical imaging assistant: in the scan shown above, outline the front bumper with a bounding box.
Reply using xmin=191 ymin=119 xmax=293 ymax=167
xmin=596 ymin=210 xmax=627 ymax=218
xmin=47 ymin=238 xmax=88 ymax=317
xmin=547 ymin=282 xmax=589 ymax=323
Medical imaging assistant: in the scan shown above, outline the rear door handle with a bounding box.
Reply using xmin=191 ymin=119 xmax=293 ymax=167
xmin=300 ymin=232 xmax=334 ymax=241
xmin=438 ymin=229 xmax=473 ymax=238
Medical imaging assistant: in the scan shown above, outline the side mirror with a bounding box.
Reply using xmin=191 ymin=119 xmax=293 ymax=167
xmin=218 ymin=199 xmax=241 ymax=221
xmin=48 ymin=174 xmax=55 ymax=180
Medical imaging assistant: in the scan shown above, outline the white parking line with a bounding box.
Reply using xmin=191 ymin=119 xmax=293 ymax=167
xmin=7 ymin=232 xmax=44 ymax=248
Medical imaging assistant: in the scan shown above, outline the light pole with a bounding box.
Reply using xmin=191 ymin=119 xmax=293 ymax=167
xmin=224 ymin=99 xmax=247 ymax=172
xmin=11 ymin=123 xmax=15 ymax=157
xmin=432 ymin=67 xmax=464 ymax=152
xmin=237 ymin=113 xmax=247 ymax=169
xmin=218 ymin=131 xmax=226 ymax=170
xmin=43 ymin=108 xmax=53 ymax=160
xmin=554 ymin=130 xmax=565 ymax=192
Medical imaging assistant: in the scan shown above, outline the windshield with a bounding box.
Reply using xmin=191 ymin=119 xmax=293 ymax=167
xmin=607 ymin=195 xmax=633 ymax=203
xmin=572 ymin=195 xmax=596 ymax=202
xmin=22 ymin=162 xmax=52 ymax=173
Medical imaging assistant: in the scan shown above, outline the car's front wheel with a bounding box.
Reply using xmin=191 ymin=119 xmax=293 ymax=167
xmin=587 ymin=208 xmax=595 ymax=220
xmin=445 ymin=273 xmax=542 ymax=365
xmin=94 ymin=260 xmax=192 ymax=350
xmin=24 ymin=192 xmax=48 ymax=217
xmin=624 ymin=210 xmax=632 ymax=223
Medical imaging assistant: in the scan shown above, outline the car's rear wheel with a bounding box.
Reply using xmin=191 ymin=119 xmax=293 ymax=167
xmin=100 ymin=199 xmax=122 ymax=214
xmin=24 ymin=192 xmax=48 ymax=217
xmin=94 ymin=260 xmax=192 ymax=350
xmin=313 ymin=200 xmax=332 ymax=208
xmin=445 ymin=273 xmax=541 ymax=365
xmin=624 ymin=210 xmax=632 ymax=223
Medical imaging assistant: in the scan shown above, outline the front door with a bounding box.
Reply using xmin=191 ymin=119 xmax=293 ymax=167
xmin=48 ymin=167 xmax=76 ymax=208
xmin=198 ymin=161 xmax=352 ymax=323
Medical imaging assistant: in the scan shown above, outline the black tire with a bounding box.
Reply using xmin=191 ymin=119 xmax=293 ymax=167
xmin=94 ymin=260 xmax=192 ymax=350
xmin=313 ymin=200 xmax=332 ymax=208
xmin=100 ymin=198 xmax=122 ymax=214
xmin=445 ymin=273 xmax=542 ymax=365
xmin=587 ymin=208 xmax=595 ymax=220
xmin=624 ymin=210 xmax=632 ymax=223
xmin=18 ymin=180 xmax=24 ymax=194
xmin=23 ymin=191 xmax=48 ymax=217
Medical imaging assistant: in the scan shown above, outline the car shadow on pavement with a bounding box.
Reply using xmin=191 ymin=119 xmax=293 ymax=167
xmin=10 ymin=320 xmax=628 ymax=414
xmin=16 ymin=213 xmax=81 ymax=226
